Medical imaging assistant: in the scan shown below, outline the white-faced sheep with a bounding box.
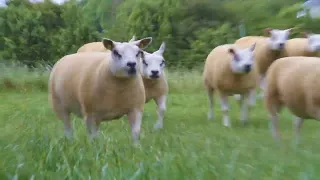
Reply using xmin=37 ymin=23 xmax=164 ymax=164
xmin=77 ymin=42 xmax=109 ymax=53
xmin=283 ymin=32 xmax=320 ymax=57
xmin=48 ymin=37 xmax=152 ymax=145
xmin=233 ymin=28 xmax=293 ymax=103
xmin=129 ymin=36 xmax=169 ymax=129
xmin=203 ymin=43 xmax=257 ymax=127
xmin=264 ymin=56 xmax=320 ymax=144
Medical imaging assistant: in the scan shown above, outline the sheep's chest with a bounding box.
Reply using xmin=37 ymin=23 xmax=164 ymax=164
xmin=216 ymin=74 xmax=254 ymax=95
xmin=86 ymin=78 xmax=145 ymax=121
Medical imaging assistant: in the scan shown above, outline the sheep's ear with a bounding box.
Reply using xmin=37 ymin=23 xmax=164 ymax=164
xmin=287 ymin=27 xmax=294 ymax=33
xmin=264 ymin=28 xmax=272 ymax=36
xmin=301 ymin=31 xmax=312 ymax=38
xmin=102 ymin=38 xmax=115 ymax=50
xmin=129 ymin=35 xmax=136 ymax=42
xmin=132 ymin=37 xmax=153 ymax=49
xmin=228 ymin=48 xmax=235 ymax=55
xmin=249 ymin=42 xmax=256 ymax=51
xmin=155 ymin=42 xmax=166 ymax=55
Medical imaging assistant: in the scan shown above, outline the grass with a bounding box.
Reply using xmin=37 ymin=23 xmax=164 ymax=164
xmin=1 ymin=64 xmax=320 ymax=179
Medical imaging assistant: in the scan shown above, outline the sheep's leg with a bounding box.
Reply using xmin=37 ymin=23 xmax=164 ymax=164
xmin=219 ymin=93 xmax=230 ymax=127
xmin=267 ymin=103 xmax=281 ymax=142
xmin=154 ymin=95 xmax=167 ymax=129
xmin=85 ymin=115 xmax=100 ymax=140
xmin=54 ymin=104 xmax=73 ymax=139
xmin=248 ymin=88 xmax=257 ymax=107
xmin=128 ymin=109 xmax=143 ymax=145
xmin=62 ymin=113 xmax=73 ymax=139
xmin=239 ymin=93 xmax=249 ymax=125
xmin=206 ymin=88 xmax=214 ymax=120
xmin=293 ymin=116 xmax=304 ymax=146
xmin=258 ymin=75 xmax=265 ymax=99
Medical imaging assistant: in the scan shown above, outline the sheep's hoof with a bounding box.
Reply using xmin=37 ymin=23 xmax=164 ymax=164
xmin=153 ymin=123 xmax=163 ymax=130
xmin=132 ymin=141 xmax=141 ymax=148
xmin=240 ymin=120 xmax=249 ymax=126
xmin=223 ymin=118 xmax=231 ymax=127
xmin=64 ymin=131 xmax=73 ymax=140
xmin=207 ymin=112 xmax=214 ymax=120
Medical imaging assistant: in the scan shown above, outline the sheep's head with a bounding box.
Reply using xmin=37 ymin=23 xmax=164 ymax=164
xmin=102 ymin=37 xmax=152 ymax=77
xmin=140 ymin=42 xmax=166 ymax=79
xmin=264 ymin=28 xmax=293 ymax=50
xmin=229 ymin=43 xmax=256 ymax=74
xmin=303 ymin=32 xmax=320 ymax=53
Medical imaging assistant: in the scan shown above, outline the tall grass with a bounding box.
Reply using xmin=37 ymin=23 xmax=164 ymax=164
xmin=0 ymin=62 xmax=204 ymax=93
xmin=2 ymin=63 xmax=320 ymax=179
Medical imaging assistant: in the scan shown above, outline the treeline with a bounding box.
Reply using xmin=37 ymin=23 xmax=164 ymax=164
xmin=0 ymin=0 xmax=319 ymax=69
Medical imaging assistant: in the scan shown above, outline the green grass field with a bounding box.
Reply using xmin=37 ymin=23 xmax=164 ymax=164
xmin=1 ymin=65 xmax=320 ymax=180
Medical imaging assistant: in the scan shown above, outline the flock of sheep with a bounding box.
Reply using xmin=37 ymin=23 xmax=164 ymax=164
xmin=48 ymin=28 xmax=320 ymax=145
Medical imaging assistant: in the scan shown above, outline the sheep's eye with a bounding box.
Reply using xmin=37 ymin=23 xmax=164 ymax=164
xmin=233 ymin=54 xmax=240 ymax=61
xmin=160 ymin=60 xmax=165 ymax=66
xmin=142 ymin=59 xmax=148 ymax=66
xmin=113 ymin=50 xmax=122 ymax=58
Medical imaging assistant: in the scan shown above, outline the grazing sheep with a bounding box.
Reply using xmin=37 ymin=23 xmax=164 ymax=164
xmin=283 ymin=32 xmax=320 ymax=57
xmin=264 ymin=56 xmax=320 ymax=143
xmin=77 ymin=42 xmax=109 ymax=53
xmin=48 ymin=37 xmax=152 ymax=144
xmin=234 ymin=28 xmax=293 ymax=103
xmin=129 ymin=36 xmax=168 ymax=129
xmin=203 ymin=43 xmax=257 ymax=127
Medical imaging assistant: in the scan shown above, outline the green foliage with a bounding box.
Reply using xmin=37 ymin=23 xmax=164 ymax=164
xmin=0 ymin=0 xmax=320 ymax=69
xmin=0 ymin=0 xmax=101 ymax=67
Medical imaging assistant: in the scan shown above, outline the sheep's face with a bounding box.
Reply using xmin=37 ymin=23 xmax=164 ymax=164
xmin=141 ymin=42 xmax=166 ymax=79
xmin=306 ymin=33 xmax=320 ymax=52
xmin=265 ymin=28 xmax=292 ymax=50
xmin=229 ymin=43 xmax=256 ymax=74
xmin=102 ymin=37 xmax=152 ymax=77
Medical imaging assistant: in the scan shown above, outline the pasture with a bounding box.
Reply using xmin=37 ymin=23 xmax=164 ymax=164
xmin=1 ymin=65 xmax=320 ymax=180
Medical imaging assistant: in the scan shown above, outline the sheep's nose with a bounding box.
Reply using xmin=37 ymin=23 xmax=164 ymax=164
xmin=278 ymin=43 xmax=284 ymax=48
xmin=244 ymin=65 xmax=251 ymax=72
xmin=151 ymin=70 xmax=159 ymax=75
xmin=127 ymin=62 xmax=136 ymax=68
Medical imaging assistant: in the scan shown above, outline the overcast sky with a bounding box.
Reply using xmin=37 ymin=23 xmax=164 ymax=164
xmin=0 ymin=0 xmax=67 ymax=7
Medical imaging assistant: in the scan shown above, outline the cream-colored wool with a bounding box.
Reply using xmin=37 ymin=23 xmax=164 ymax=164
xmin=129 ymin=36 xmax=169 ymax=129
xmin=49 ymin=37 xmax=152 ymax=144
xmin=76 ymin=36 xmax=138 ymax=53
xmin=77 ymin=42 xmax=108 ymax=53
xmin=264 ymin=56 xmax=320 ymax=144
xmin=234 ymin=36 xmax=265 ymax=46
xmin=234 ymin=28 xmax=293 ymax=102
xmin=283 ymin=32 xmax=320 ymax=57
xmin=203 ymin=43 xmax=258 ymax=127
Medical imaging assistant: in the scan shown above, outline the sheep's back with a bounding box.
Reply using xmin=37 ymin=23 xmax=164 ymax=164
xmin=77 ymin=42 xmax=109 ymax=53
xmin=267 ymin=56 xmax=320 ymax=118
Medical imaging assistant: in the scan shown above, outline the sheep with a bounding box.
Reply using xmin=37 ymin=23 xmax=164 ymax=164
xmin=77 ymin=42 xmax=109 ymax=53
xmin=233 ymin=28 xmax=294 ymax=103
xmin=203 ymin=43 xmax=257 ymax=127
xmin=48 ymin=37 xmax=153 ymax=145
xmin=129 ymin=36 xmax=168 ymax=129
xmin=264 ymin=56 xmax=320 ymax=144
xmin=283 ymin=32 xmax=320 ymax=57
xmin=76 ymin=36 xmax=137 ymax=53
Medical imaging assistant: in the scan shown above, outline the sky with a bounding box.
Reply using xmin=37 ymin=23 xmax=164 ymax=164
xmin=0 ymin=0 xmax=68 ymax=7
